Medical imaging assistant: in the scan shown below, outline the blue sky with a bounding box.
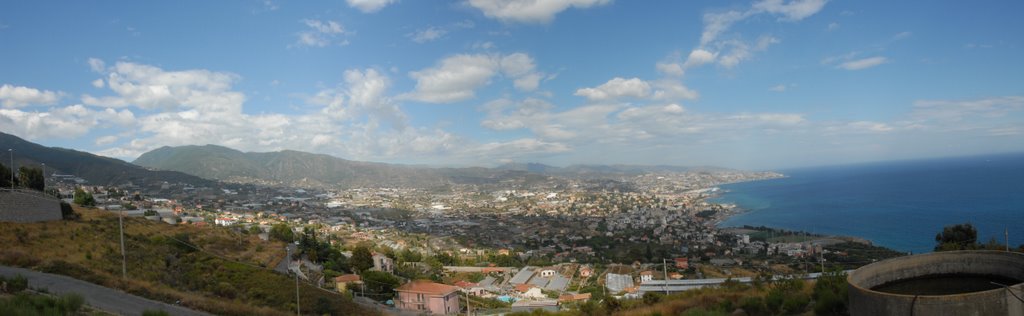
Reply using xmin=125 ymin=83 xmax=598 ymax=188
xmin=1 ymin=0 xmax=1022 ymax=170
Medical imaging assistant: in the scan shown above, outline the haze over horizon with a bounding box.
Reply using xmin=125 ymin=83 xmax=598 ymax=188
xmin=2 ymin=0 xmax=1023 ymax=170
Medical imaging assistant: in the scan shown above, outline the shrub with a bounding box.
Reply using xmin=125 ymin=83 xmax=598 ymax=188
xmin=1 ymin=274 xmax=29 ymax=293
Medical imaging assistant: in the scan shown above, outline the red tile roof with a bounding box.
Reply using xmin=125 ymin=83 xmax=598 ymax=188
xmin=395 ymin=280 xmax=458 ymax=295
xmin=335 ymin=274 xmax=361 ymax=283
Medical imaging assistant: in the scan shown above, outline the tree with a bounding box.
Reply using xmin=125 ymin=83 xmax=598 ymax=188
xmin=360 ymin=271 xmax=400 ymax=301
xmin=73 ymin=188 xmax=95 ymax=207
xmin=269 ymin=223 xmax=295 ymax=243
xmin=935 ymin=223 xmax=978 ymax=251
xmin=0 ymin=163 xmax=15 ymax=189
xmin=350 ymin=246 xmax=374 ymax=273
xmin=17 ymin=166 xmax=43 ymax=191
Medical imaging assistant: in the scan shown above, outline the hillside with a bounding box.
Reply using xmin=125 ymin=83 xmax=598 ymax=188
xmin=0 ymin=207 xmax=377 ymax=316
xmin=0 ymin=132 xmax=210 ymax=186
xmin=134 ymin=145 xmax=556 ymax=189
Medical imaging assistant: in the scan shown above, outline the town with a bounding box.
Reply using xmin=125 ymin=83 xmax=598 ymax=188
xmin=42 ymin=167 xmax=902 ymax=314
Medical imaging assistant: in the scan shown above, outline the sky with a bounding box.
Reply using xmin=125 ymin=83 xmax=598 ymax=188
xmin=1 ymin=0 xmax=1022 ymax=170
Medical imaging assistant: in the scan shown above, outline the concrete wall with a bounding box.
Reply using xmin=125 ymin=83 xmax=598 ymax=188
xmin=848 ymin=251 xmax=1024 ymax=316
xmin=0 ymin=189 xmax=63 ymax=222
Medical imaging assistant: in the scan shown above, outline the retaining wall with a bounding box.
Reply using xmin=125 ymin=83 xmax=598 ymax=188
xmin=0 ymin=189 xmax=63 ymax=222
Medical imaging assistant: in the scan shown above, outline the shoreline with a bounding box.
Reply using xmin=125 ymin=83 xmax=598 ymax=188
xmin=705 ymin=186 xmax=884 ymax=250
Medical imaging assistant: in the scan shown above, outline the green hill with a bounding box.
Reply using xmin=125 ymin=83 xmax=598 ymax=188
xmin=0 ymin=132 xmax=210 ymax=186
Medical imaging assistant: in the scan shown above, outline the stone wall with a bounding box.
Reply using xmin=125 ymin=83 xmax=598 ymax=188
xmin=0 ymin=189 xmax=63 ymax=222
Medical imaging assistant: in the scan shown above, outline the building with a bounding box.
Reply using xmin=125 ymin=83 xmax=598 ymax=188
xmin=579 ymin=265 xmax=593 ymax=278
xmin=674 ymin=257 xmax=689 ymax=269
xmin=539 ymin=267 xmax=557 ymax=278
xmin=215 ymin=217 xmax=237 ymax=226
xmin=395 ymin=281 xmax=461 ymax=315
xmin=372 ymin=252 xmax=394 ymax=273
xmin=334 ymin=274 xmax=361 ymax=293
xmin=639 ymin=271 xmax=654 ymax=283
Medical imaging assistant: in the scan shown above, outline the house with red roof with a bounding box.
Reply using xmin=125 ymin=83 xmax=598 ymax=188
xmin=395 ymin=280 xmax=460 ymax=315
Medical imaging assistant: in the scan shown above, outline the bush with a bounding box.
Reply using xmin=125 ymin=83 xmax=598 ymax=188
xmin=0 ymin=293 xmax=85 ymax=315
xmin=60 ymin=202 xmax=79 ymax=220
xmin=1 ymin=274 xmax=29 ymax=293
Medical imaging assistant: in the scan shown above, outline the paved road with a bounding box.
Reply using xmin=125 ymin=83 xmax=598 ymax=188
xmin=0 ymin=266 xmax=211 ymax=316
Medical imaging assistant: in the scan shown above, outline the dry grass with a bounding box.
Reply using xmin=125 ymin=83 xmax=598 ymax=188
xmin=0 ymin=206 xmax=375 ymax=316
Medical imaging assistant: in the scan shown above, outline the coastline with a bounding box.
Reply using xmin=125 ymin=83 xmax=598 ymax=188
xmin=705 ymin=184 xmax=882 ymax=249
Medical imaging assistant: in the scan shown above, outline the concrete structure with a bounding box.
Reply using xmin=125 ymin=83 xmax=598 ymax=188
xmin=395 ymin=280 xmax=460 ymax=315
xmin=511 ymin=299 xmax=559 ymax=313
xmin=848 ymin=251 xmax=1024 ymax=316
xmin=0 ymin=189 xmax=62 ymax=222
xmin=638 ymin=271 xmax=843 ymax=295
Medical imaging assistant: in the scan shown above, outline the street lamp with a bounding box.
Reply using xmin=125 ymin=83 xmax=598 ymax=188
xmin=8 ymin=149 xmax=13 ymax=190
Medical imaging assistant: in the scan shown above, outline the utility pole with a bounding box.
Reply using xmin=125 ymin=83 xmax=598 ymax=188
xmin=8 ymin=149 xmax=13 ymax=189
xmin=819 ymin=250 xmax=825 ymax=274
xmin=662 ymin=258 xmax=669 ymax=295
xmin=40 ymin=163 xmax=45 ymax=192
xmin=289 ymin=246 xmax=300 ymax=316
xmin=119 ymin=209 xmax=127 ymax=279
xmin=465 ymin=290 xmax=472 ymax=316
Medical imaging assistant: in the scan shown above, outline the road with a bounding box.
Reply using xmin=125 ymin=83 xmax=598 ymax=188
xmin=0 ymin=266 xmax=211 ymax=316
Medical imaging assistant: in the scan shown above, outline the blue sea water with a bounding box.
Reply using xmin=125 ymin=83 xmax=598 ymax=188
xmin=715 ymin=153 xmax=1024 ymax=254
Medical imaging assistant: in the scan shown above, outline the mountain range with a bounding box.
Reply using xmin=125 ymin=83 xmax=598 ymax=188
xmin=2 ymin=131 xmax=747 ymax=189
xmin=132 ymin=144 xmax=563 ymax=188
xmin=0 ymin=132 xmax=210 ymax=186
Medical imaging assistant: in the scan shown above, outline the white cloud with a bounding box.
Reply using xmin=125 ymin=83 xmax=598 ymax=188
xmin=650 ymin=79 xmax=698 ymax=101
xmin=717 ymin=36 xmax=779 ymax=68
xmin=752 ymin=0 xmax=829 ymax=21
xmin=467 ymin=0 xmax=611 ymax=24
xmin=769 ymin=84 xmax=788 ymax=92
xmin=684 ymin=0 xmax=827 ymax=75
xmin=404 ymin=54 xmax=499 ymax=103
xmin=0 ymin=84 xmax=61 ymax=108
xmin=295 ymin=19 xmax=348 ymax=47
xmin=95 ymin=135 xmax=119 ymax=146
xmin=402 ymin=53 xmax=544 ymax=103
xmin=656 ymin=62 xmax=684 ymax=77
xmin=91 ymin=79 xmax=105 ymax=88
xmin=81 ymin=61 xmax=244 ymax=114
xmin=827 ymin=22 xmax=839 ymax=31
xmin=87 ymin=58 xmax=106 ymax=73
xmin=911 ymin=96 xmax=1024 ymax=122
xmin=683 ymin=49 xmax=717 ymax=68
xmin=409 ymin=26 xmax=447 ymax=43
xmin=346 ymin=0 xmax=396 ymax=13
xmin=575 ymin=77 xmax=651 ymax=101
xmin=0 ymin=105 xmax=134 ymax=140
xmin=837 ymin=56 xmax=888 ymax=70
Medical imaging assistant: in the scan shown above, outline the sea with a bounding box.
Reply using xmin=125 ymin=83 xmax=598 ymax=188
xmin=714 ymin=153 xmax=1024 ymax=254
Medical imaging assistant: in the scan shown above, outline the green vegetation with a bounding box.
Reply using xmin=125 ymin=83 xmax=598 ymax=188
xmin=359 ymin=271 xmax=400 ymax=301
xmin=17 ymin=166 xmax=44 ymax=191
xmin=350 ymin=246 xmax=374 ymax=273
xmin=72 ymin=188 xmax=95 ymax=207
xmin=268 ymin=223 xmax=294 ymax=243
xmin=935 ymin=223 xmax=978 ymax=251
xmin=933 ymin=222 xmax=1023 ymax=252
xmin=1 ymin=274 xmax=88 ymax=316
xmin=0 ymin=163 xmax=16 ymax=188
xmin=0 ymin=207 xmax=377 ymax=316
xmin=0 ymin=292 xmax=86 ymax=316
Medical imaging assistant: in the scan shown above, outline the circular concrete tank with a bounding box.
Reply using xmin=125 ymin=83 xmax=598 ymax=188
xmin=848 ymin=250 xmax=1024 ymax=316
